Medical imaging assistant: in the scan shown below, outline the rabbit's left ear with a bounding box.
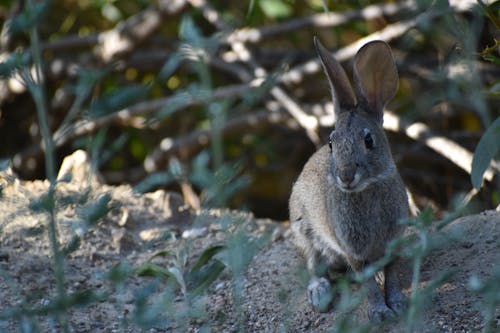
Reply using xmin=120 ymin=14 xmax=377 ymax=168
xmin=353 ymin=41 xmax=398 ymax=123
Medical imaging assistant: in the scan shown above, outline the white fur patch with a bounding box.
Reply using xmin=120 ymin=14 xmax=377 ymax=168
xmin=316 ymin=223 xmax=346 ymax=257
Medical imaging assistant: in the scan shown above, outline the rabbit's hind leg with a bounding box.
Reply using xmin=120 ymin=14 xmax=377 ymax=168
xmin=306 ymin=249 xmax=347 ymax=313
xmin=306 ymin=253 xmax=333 ymax=313
xmin=384 ymin=259 xmax=407 ymax=315
xmin=347 ymin=256 xmax=395 ymax=322
xmin=291 ymin=219 xmax=334 ymax=312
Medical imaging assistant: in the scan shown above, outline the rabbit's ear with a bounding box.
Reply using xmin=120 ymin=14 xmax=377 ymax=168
xmin=353 ymin=41 xmax=398 ymax=123
xmin=314 ymin=37 xmax=356 ymax=115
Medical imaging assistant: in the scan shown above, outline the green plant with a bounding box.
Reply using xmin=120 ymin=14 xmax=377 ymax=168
xmin=131 ymin=243 xmax=226 ymax=330
xmin=0 ymin=0 xmax=499 ymax=331
xmin=471 ymin=1 xmax=500 ymax=191
xmin=471 ymin=115 xmax=500 ymax=190
xmin=2 ymin=0 xmax=68 ymax=329
xmin=468 ymin=266 xmax=500 ymax=333
xmin=136 ymin=244 xmax=226 ymax=298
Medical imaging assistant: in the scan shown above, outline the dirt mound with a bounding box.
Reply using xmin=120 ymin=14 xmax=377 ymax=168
xmin=0 ymin=152 xmax=498 ymax=332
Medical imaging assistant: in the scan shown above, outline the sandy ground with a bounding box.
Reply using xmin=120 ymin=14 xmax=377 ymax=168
xmin=0 ymin=153 xmax=499 ymax=332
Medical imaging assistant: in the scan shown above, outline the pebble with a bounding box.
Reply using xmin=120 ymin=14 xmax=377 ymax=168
xmin=182 ymin=227 xmax=209 ymax=239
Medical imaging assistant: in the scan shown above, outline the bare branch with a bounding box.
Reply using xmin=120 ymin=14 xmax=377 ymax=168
xmin=188 ymin=0 xmax=321 ymax=145
xmin=384 ymin=111 xmax=495 ymax=181
xmin=269 ymin=86 xmax=319 ymax=143
xmin=54 ymin=82 xmax=255 ymax=146
xmin=144 ymin=109 xmax=286 ymax=172
xmin=225 ymin=0 xmax=417 ymax=44
xmin=41 ymin=35 xmax=98 ymax=53
xmin=37 ymin=1 xmax=414 ymax=56
xmin=97 ymin=0 xmax=188 ymax=61
xmin=280 ymin=1 xmax=487 ymax=86
xmin=97 ymin=8 xmax=162 ymax=62
xmin=103 ymin=109 xmax=287 ymax=181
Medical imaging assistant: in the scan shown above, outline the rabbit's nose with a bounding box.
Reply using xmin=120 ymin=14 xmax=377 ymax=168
xmin=338 ymin=169 xmax=356 ymax=185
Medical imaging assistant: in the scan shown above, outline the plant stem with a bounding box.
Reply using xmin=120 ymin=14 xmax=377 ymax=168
xmin=28 ymin=1 xmax=68 ymax=330
xmin=407 ymin=230 xmax=427 ymax=332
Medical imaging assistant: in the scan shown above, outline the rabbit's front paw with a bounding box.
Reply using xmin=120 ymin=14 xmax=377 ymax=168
xmin=367 ymin=303 xmax=395 ymax=322
xmin=307 ymin=277 xmax=332 ymax=312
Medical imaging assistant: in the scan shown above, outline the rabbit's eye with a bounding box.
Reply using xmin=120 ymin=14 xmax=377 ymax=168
xmin=328 ymin=138 xmax=332 ymax=151
xmin=364 ymin=131 xmax=374 ymax=150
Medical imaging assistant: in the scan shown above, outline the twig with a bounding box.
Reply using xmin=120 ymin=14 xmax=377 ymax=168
xmin=103 ymin=109 xmax=287 ymax=180
xmin=188 ymin=0 xmax=321 ymax=145
xmin=55 ymin=82 xmax=255 ymax=146
xmin=144 ymin=109 xmax=286 ymax=171
xmin=37 ymin=1 xmax=413 ymax=54
xmin=281 ymin=12 xmax=438 ymax=85
xmin=225 ymin=0 xmax=417 ymax=44
xmin=269 ymin=86 xmax=319 ymax=144
xmin=105 ymin=102 xmax=494 ymax=184
xmin=97 ymin=1 xmax=188 ymax=61
xmin=11 ymin=81 xmax=258 ymax=169
xmin=97 ymin=7 xmax=162 ymax=61
xmin=384 ymin=111 xmax=495 ymax=181
xmin=280 ymin=0 xmax=487 ymax=86
xmin=41 ymin=34 xmax=98 ymax=52
xmin=0 ymin=0 xmax=25 ymax=53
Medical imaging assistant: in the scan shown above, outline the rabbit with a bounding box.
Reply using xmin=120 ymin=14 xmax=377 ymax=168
xmin=289 ymin=37 xmax=409 ymax=322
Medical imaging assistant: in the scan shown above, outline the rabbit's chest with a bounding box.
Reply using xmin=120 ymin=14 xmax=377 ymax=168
xmin=328 ymin=195 xmax=391 ymax=260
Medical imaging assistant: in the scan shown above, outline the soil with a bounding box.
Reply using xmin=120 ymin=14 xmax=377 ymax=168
xmin=0 ymin=151 xmax=499 ymax=332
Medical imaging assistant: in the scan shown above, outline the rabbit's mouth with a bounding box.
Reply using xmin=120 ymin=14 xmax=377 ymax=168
xmin=335 ymin=173 xmax=368 ymax=193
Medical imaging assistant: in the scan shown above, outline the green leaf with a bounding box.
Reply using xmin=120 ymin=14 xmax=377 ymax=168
xmin=191 ymin=245 xmax=225 ymax=272
xmin=0 ymin=159 xmax=10 ymax=172
xmin=29 ymin=192 xmax=54 ymax=213
xmin=74 ymin=66 xmax=112 ymax=97
xmin=259 ymin=0 xmax=293 ymax=19
xmin=61 ymin=235 xmax=81 ymax=256
xmin=158 ymin=53 xmax=182 ymax=82
xmin=108 ymin=261 xmax=133 ymax=284
xmin=471 ymin=117 xmax=500 ymax=189
xmin=186 ymin=244 xmax=226 ymax=295
xmin=477 ymin=0 xmax=500 ymax=30
xmin=102 ymin=3 xmax=122 ymax=22
xmin=136 ymin=262 xmax=173 ymax=280
xmin=247 ymin=0 xmax=257 ymax=17
xmin=8 ymin=1 xmax=48 ymax=35
xmin=136 ymin=263 xmax=187 ymax=294
xmin=167 ymin=266 xmax=187 ymax=294
xmin=0 ymin=52 xmax=30 ymax=78
xmin=168 ymin=158 xmax=183 ymax=180
xmin=134 ymin=171 xmax=174 ymax=193
xmin=190 ymin=259 xmax=226 ymax=295
xmin=148 ymin=250 xmax=175 ymax=262
xmin=77 ymin=193 xmax=112 ymax=225
xmin=89 ymin=84 xmax=150 ymax=118
xmin=179 ymin=15 xmax=204 ymax=44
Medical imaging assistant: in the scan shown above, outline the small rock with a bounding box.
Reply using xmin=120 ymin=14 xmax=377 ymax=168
xmin=182 ymin=227 xmax=208 ymax=239
xmin=111 ymin=227 xmax=135 ymax=253
xmin=139 ymin=228 xmax=176 ymax=242
xmin=57 ymin=150 xmax=100 ymax=185
xmin=117 ymin=207 xmax=129 ymax=227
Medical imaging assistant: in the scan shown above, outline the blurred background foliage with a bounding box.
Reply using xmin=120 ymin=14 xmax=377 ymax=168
xmin=0 ymin=0 xmax=499 ymax=220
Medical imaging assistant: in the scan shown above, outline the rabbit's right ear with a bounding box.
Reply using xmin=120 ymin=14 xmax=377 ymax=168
xmin=314 ymin=37 xmax=357 ymax=116
xmin=353 ymin=41 xmax=398 ymax=124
